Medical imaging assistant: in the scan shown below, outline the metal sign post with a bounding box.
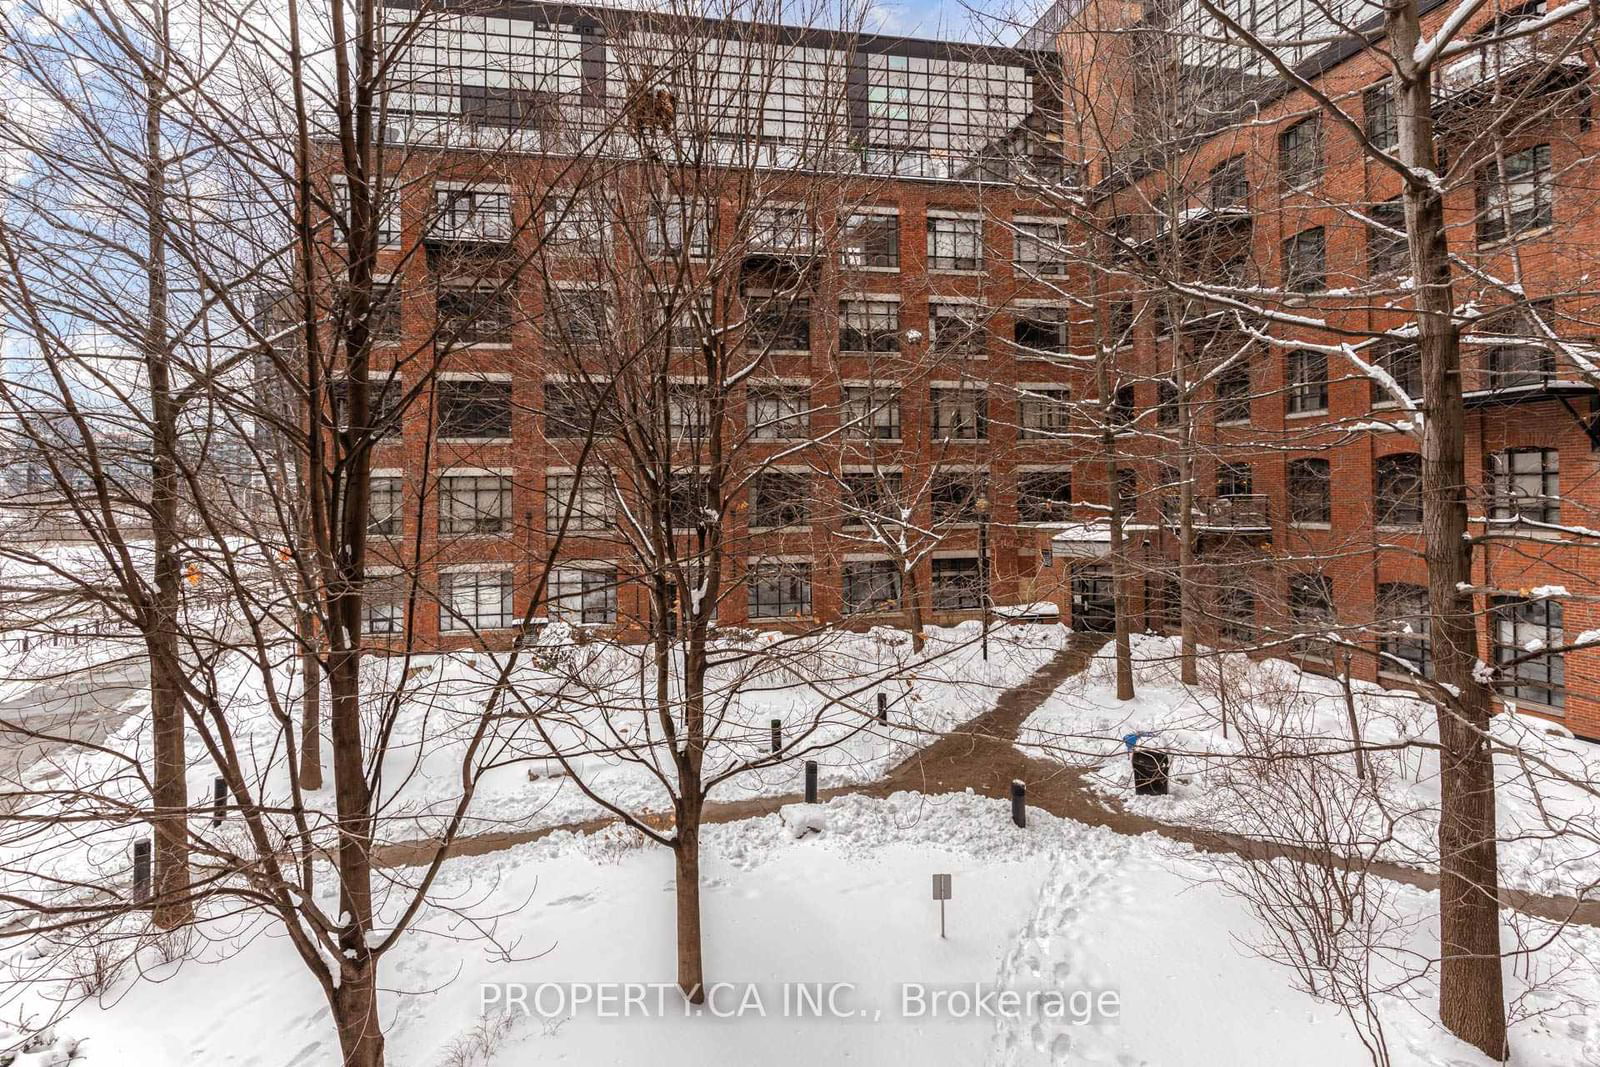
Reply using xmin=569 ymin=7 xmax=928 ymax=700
xmin=932 ymin=873 xmax=952 ymax=938
xmin=876 ymin=692 xmax=888 ymax=724
xmin=131 ymin=839 xmax=152 ymax=903
xmin=804 ymin=760 xmax=818 ymax=804
xmin=212 ymin=775 xmax=227 ymax=826
xmin=770 ymin=718 xmax=782 ymax=753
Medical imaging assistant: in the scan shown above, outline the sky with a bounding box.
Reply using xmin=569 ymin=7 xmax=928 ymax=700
xmin=869 ymin=0 xmax=1045 ymax=42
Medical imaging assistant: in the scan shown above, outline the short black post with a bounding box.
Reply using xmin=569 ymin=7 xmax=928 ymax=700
xmin=1010 ymin=780 xmax=1027 ymax=829
xmin=131 ymin=838 xmax=152 ymax=903
xmin=770 ymin=718 xmax=782 ymax=754
xmin=804 ymin=760 xmax=818 ymax=804
xmin=212 ymin=775 xmax=227 ymax=826
xmin=876 ymin=692 xmax=888 ymax=725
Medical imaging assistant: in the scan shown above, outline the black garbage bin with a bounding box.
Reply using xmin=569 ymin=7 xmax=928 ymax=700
xmin=1130 ymin=748 xmax=1170 ymax=796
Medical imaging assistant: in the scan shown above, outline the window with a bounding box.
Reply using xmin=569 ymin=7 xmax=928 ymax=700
xmin=1287 ymin=349 xmax=1328 ymax=414
xmin=1013 ymin=307 xmax=1068 ymax=356
xmin=841 ymin=211 xmax=899 ymax=269
xmin=1218 ymin=587 xmax=1256 ymax=643
xmin=1288 ymin=458 xmax=1331 ymax=524
xmin=369 ymin=282 xmax=402 ymax=344
xmin=369 ymin=476 xmax=402 ymax=536
xmin=841 ymin=470 xmax=903 ymax=527
xmin=1377 ymin=582 xmax=1431 ymax=677
xmin=439 ymin=474 xmax=510 ymax=535
xmin=332 ymin=175 xmax=400 ymax=247
xmin=546 ymin=567 xmax=617 ymax=625
xmin=431 ymin=186 xmax=511 ymax=242
xmin=1289 ymin=573 xmax=1336 ymax=658
xmin=1370 ymin=341 xmax=1422 ymax=403
xmin=746 ymin=293 xmax=811 ymax=352
xmin=1017 ymin=470 xmax=1073 ymax=523
xmin=543 ymin=380 xmax=609 ymax=439
xmin=930 ymin=387 xmax=987 ymax=440
xmin=545 ymin=287 xmax=608 ymax=346
xmin=1217 ymin=463 xmax=1253 ymax=497
xmin=1215 ymin=360 xmax=1252 ymax=424
xmin=930 ymin=302 xmax=986 ymax=357
xmin=1364 ymin=83 xmax=1397 ymax=151
xmin=840 ymin=300 xmax=901 ymax=353
xmin=1156 ymin=462 xmax=1181 ymax=525
xmin=330 ymin=374 xmax=402 ymax=439
xmin=1279 ymin=117 xmax=1322 ymax=189
xmin=1018 ymin=387 xmax=1070 ymax=439
xmin=1156 ymin=379 xmax=1180 ymax=427
xmin=1283 ymin=227 xmax=1326 ymax=293
xmin=1481 ymin=303 xmax=1555 ymax=389
xmin=931 ymin=557 xmax=983 ymax=610
xmin=1116 ymin=468 xmax=1137 ymax=517
xmin=842 ymin=560 xmax=901 ymax=614
xmin=668 ymin=472 xmax=713 ymax=531
xmin=544 ymin=195 xmax=608 ymax=251
xmin=749 ymin=471 xmax=810 ymax=529
xmin=927 ymin=216 xmax=982 ymax=271
xmin=648 ymin=199 xmax=711 ymax=258
xmin=842 ymin=386 xmax=901 ymax=440
xmin=1072 ymin=564 xmax=1115 ymax=632
xmin=460 ymin=84 xmax=550 ymax=129
xmin=437 ymin=379 xmax=511 ymax=440
xmin=1478 ymin=144 xmax=1552 ymax=245
xmin=1210 ymin=156 xmax=1249 ymax=208
xmin=1109 ymin=384 xmax=1136 ymax=428
xmin=440 ymin=569 xmax=513 ymax=632
xmin=1013 ymin=222 xmax=1067 ymax=275
xmin=363 ymin=573 xmax=403 ymax=635
xmin=747 ymin=384 xmax=810 ymax=440
xmin=1486 ymin=447 xmax=1560 ymax=524
xmin=1367 ymin=199 xmax=1408 ymax=276
xmin=1107 ymin=300 xmax=1134 ymax=347
xmin=931 ymin=471 xmax=986 ymax=524
xmin=668 ymin=384 xmax=712 ymax=442
xmin=750 ymin=206 xmax=814 ymax=256
xmin=1375 ymin=453 xmax=1423 ymax=526
xmin=748 ymin=562 xmax=812 ymax=618
xmin=437 ymin=286 xmax=514 ymax=346
xmin=545 ymin=472 xmax=613 ymax=533
xmin=1492 ymin=595 xmax=1565 ymax=708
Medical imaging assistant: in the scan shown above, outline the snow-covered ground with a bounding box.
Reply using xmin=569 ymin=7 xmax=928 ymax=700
xmin=20 ymin=792 xmax=1600 ymax=1066
xmin=1018 ymin=634 xmax=1600 ymax=898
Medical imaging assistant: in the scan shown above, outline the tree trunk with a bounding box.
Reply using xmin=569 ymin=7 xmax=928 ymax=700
xmin=1095 ymin=360 xmax=1134 ymax=701
xmin=1391 ymin=5 xmax=1508 ymax=1055
xmin=1176 ymin=338 xmax=1198 ymax=686
xmin=1340 ymin=651 xmax=1369 ymax=784
xmin=673 ymin=812 xmax=705 ymax=1003
xmin=300 ymin=622 xmax=323 ymax=791
xmin=332 ymin=959 xmax=385 ymax=1067
xmin=905 ymin=565 xmax=926 ymax=654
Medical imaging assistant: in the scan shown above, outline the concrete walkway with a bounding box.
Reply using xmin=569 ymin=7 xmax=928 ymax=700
xmin=376 ymin=634 xmax=1600 ymax=928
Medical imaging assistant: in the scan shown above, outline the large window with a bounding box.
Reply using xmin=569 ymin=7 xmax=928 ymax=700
xmin=747 ymin=384 xmax=810 ymax=440
xmin=840 ymin=299 xmax=901 ymax=353
xmin=369 ymin=476 xmax=402 ymax=536
xmin=1210 ymin=156 xmax=1249 ymax=208
xmin=332 ymin=175 xmax=400 ymax=247
xmin=926 ymin=216 xmax=982 ymax=271
xmin=543 ymin=380 xmax=609 ymax=439
xmin=746 ymin=293 xmax=811 ymax=352
xmin=1217 ymin=463 xmax=1253 ymax=497
xmin=749 ymin=471 xmax=810 ymax=529
xmin=1375 ymin=453 xmax=1423 ymax=526
xmin=842 ymin=560 xmax=901 ymax=614
xmin=1156 ymin=379 xmax=1180 ymax=427
xmin=546 ymin=567 xmax=617 ymax=625
xmin=930 ymin=387 xmax=987 ymax=440
xmin=931 ymin=557 xmax=982 ymax=610
xmin=668 ymin=472 xmax=713 ymax=531
xmin=929 ymin=302 xmax=986 ymax=357
xmin=544 ymin=194 xmax=609 ymax=250
xmin=437 ymin=286 xmax=514 ymax=346
xmin=1215 ymin=360 xmax=1252 ymax=425
xmin=363 ymin=573 xmax=403 ymax=635
xmin=930 ymin=471 xmax=986 ymax=524
xmin=330 ymin=374 xmax=403 ymax=438
xmin=1287 ymin=349 xmax=1328 ymax=415
xmin=1492 ymin=595 xmax=1565 ymax=708
xmin=648 ymin=199 xmax=711 ymax=258
xmin=439 ymin=474 xmax=510 ymax=535
xmin=841 ymin=211 xmax=899 ymax=269
xmin=440 ymin=569 xmax=513 ymax=632
xmin=747 ymin=562 xmax=813 ymax=618
xmin=1013 ymin=221 xmax=1067 ymax=275
xmin=842 ymin=386 xmax=901 ymax=440
xmin=431 ymin=185 xmax=511 ymax=242
xmin=1363 ymin=83 xmax=1397 ymax=151
xmin=1218 ymin=587 xmax=1256 ymax=643
xmin=369 ymin=282 xmax=402 ymax=344
xmin=1013 ymin=307 xmax=1069 ymax=356
xmin=1377 ymin=582 xmax=1431 ymax=677
xmin=841 ymin=470 xmax=903 ymax=527
xmin=1486 ymin=447 xmax=1560 ymax=524
xmin=1367 ymin=199 xmax=1408 ymax=276
xmin=1279 ymin=117 xmax=1323 ymax=189
xmin=544 ymin=287 xmax=608 ymax=346
xmin=1478 ymin=144 xmax=1552 ymax=245
xmin=1017 ymin=469 xmax=1073 ymax=523
xmin=545 ymin=472 xmax=613 ymax=533
xmin=1283 ymin=227 xmax=1326 ymax=293
xmin=1288 ymin=458 xmax=1331 ymax=525
xmin=668 ymin=384 xmax=712 ymax=442
xmin=1370 ymin=340 xmax=1422 ymax=403
xmin=1017 ymin=387 xmax=1070 ymax=439
xmin=438 ymin=379 xmax=512 ymax=440
xmin=1289 ymin=572 xmax=1336 ymax=658
xmin=1481 ymin=302 xmax=1555 ymax=389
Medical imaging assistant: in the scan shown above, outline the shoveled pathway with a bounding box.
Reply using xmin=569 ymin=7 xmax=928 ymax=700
xmin=376 ymin=634 xmax=1600 ymax=928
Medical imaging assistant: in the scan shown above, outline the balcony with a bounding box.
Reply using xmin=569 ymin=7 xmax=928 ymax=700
xmin=1435 ymin=27 xmax=1588 ymax=112
xmin=1191 ymin=494 xmax=1271 ymax=533
xmin=422 ymin=224 xmax=515 ymax=267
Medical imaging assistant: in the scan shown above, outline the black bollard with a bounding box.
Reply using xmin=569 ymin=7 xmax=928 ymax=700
xmin=877 ymin=692 xmax=888 ymax=725
xmin=1011 ymin=780 xmax=1027 ymax=828
xmin=212 ymin=776 xmax=227 ymax=826
xmin=131 ymin=838 xmax=152 ymax=903
xmin=805 ymin=760 xmax=818 ymax=804
xmin=770 ymin=718 xmax=782 ymax=754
